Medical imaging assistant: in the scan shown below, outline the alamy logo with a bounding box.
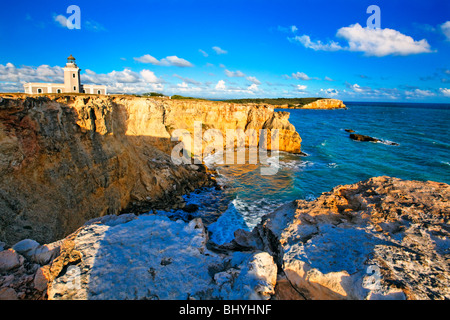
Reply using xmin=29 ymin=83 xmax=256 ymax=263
xmin=367 ymin=5 xmax=381 ymax=29
xmin=65 ymin=5 xmax=81 ymax=30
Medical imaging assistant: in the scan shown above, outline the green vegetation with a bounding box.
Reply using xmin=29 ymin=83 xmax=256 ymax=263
xmin=142 ymin=92 xmax=166 ymax=97
xmin=221 ymin=97 xmax=324 ymax=107
xmin=171 ymin=95 xmax=209 ymax=101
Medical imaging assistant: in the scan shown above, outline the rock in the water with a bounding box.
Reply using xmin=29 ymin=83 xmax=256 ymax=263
xmin=349 ymin=133 xmax=380 ymax=142
xmin=254 ymin=176 xmax=450 ymax=300
xmin=345 ymin=129 xmax=355 ymax=133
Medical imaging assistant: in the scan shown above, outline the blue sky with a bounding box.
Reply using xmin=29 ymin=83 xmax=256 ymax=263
xmin=1 ymin=0 xmax=449 ymax=102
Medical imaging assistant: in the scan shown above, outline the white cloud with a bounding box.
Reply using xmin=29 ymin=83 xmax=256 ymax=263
xmin=160 ymin=56 xmax=193 ymax=67
xmin=246 ymin=76 xmax=261 ymax=85
xmin=199 ymin=49 xmax=208 ymax=57
xmin=439 ymin=88 xmax=450 ymax=97
xmin=405 ymin=89 xmax=435 ymax=97
xmin=140 ymin=70 xmax=160 ymax=83
xmin=337 ymin=23 xmax=433 ymax=57
xmin=134 ymin=54 xmax=160 ymax=64
xmin=440 ymin=21 xmax=450 ymax=41
xmin=291 ymin=72 xmax=311 ymax=80
xmin=324 ymin=76 xmax=334 ymax=81
xmin=320 ymin=88 xmax=339 ymax=97
xmin=0 ymin=63 xmax=63 ymax=85
xmin=248 ymin=84 xmax=259 ymax=92
xmin=54 ymin=14 xmax=67 ymax=28
xmin=289 ymin=23 xmax=433 ymax=57
xmin=291 ymin=25 xmax=298 ymax=33
xmin=215 ymin=80 xmax=226 ymax=90
xmin=296 ymin=85 xmax=307 ymax=91
xmin=225 ymin=69 xmax=245 ymax=77
xmin=351 ymin=83 xmax=365 ymax=93
xmin=289 ymin=35 xmax=343 ymax=51
xmin=212 ymin=46 xmax=227 ymax=55
xmin=134 ymin=54 xmax=193 ymax=67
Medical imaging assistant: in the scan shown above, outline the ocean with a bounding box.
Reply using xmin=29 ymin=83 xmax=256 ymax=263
xmin=160 ymin=101 xmax=450 ymax=244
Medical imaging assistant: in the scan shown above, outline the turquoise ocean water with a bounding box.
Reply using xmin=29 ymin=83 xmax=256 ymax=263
xmin=161 ymin=102 xmax=450 ymax=244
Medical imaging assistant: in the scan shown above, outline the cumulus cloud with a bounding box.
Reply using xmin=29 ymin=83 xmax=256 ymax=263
xmin=295 ymin=84 xmax=307 ymax=91
xmin=246 ymin=76 xmax=261 ymax=85
xmin=289 ymin=23 xmax=433 ymax=57
xmin=320 ymin=88 xmax=339 ymax=97
xmin=440 ymin=88 xmax=450 ymax=96
xmin=337 ymin=23 xmax=432 ymax=57
xmin=134 ymin=54 xmax=193 ymax=67
xmin=140 ymin=70 xmax=160 ymax=83
xmin=215 ymin=80 xmax=226 ymax=90
xmin=0 ymin=63 xmax=64 ymax=87
xmin=53 ymin=14 xmax=68 ymax=28
xmin=441 ymin=21 xmax=450 ymax=41
xmin=291 ymin=72 xmax=312 ymax=80
xmin=224 ymin=69 xmax=245 ymax=77
xmin=212 ymin=46 xmax=227 ymax=55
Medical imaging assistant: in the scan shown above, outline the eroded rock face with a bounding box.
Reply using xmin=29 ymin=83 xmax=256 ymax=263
xmin=301 ymin=99 xmax=346 ymax=109
xmin=252 ymin=176 xmax=450 ymax=300
xmin=0 ymin=94 xmax=301 ymax=246
xmin=47 ymin=214 xmax=277 ymax=300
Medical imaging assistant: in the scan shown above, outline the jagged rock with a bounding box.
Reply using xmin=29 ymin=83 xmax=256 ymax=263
xmin=0 ymin=249 xmax=24 ymax=272
xmin=254 ymin=176 xmax=450 ymax=300
xmin=0 ymin=287 xmax=18 ymax=300
xmin=47 ymin=214 xmax=277 ymax=300
xmin=33 ymin=267 xmax=50 ymax=292
xmin=345 ymin=129 xmax=355 ymax=133
xmin=349 ymin=133 xmax=380 ymax=142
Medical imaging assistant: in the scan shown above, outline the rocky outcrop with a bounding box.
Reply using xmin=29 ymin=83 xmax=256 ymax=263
xmin=350 ymin=133 xmax=380 ymax=142
xmin=243 ymin=176 xmax=450 ymax=300
xmin=2 ymin=176 xmax=448 ymax=300
xmin=0 ymin=94 xmax=301 ymax=246
xmin=301 ymin=99 xmax=346 ymax=109
xmin=44 ymin=214 xmax=277 ymax=300
xmin=349 ymin=133 xmax=399 ymax=146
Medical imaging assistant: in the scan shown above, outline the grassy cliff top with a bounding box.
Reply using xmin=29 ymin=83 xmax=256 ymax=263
xmin=220 ymin=97 xmax=324 ymax=106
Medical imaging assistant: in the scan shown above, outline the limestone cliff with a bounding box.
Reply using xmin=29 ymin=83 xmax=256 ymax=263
xmin=300 ymin=98 xmax=346 ymax=109
xmin=0 ymin=94 xmax=301 ymax=245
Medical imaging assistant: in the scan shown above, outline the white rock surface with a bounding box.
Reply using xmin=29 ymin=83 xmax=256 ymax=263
xmin=48 ymin=214 xmax=277 ymax=300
